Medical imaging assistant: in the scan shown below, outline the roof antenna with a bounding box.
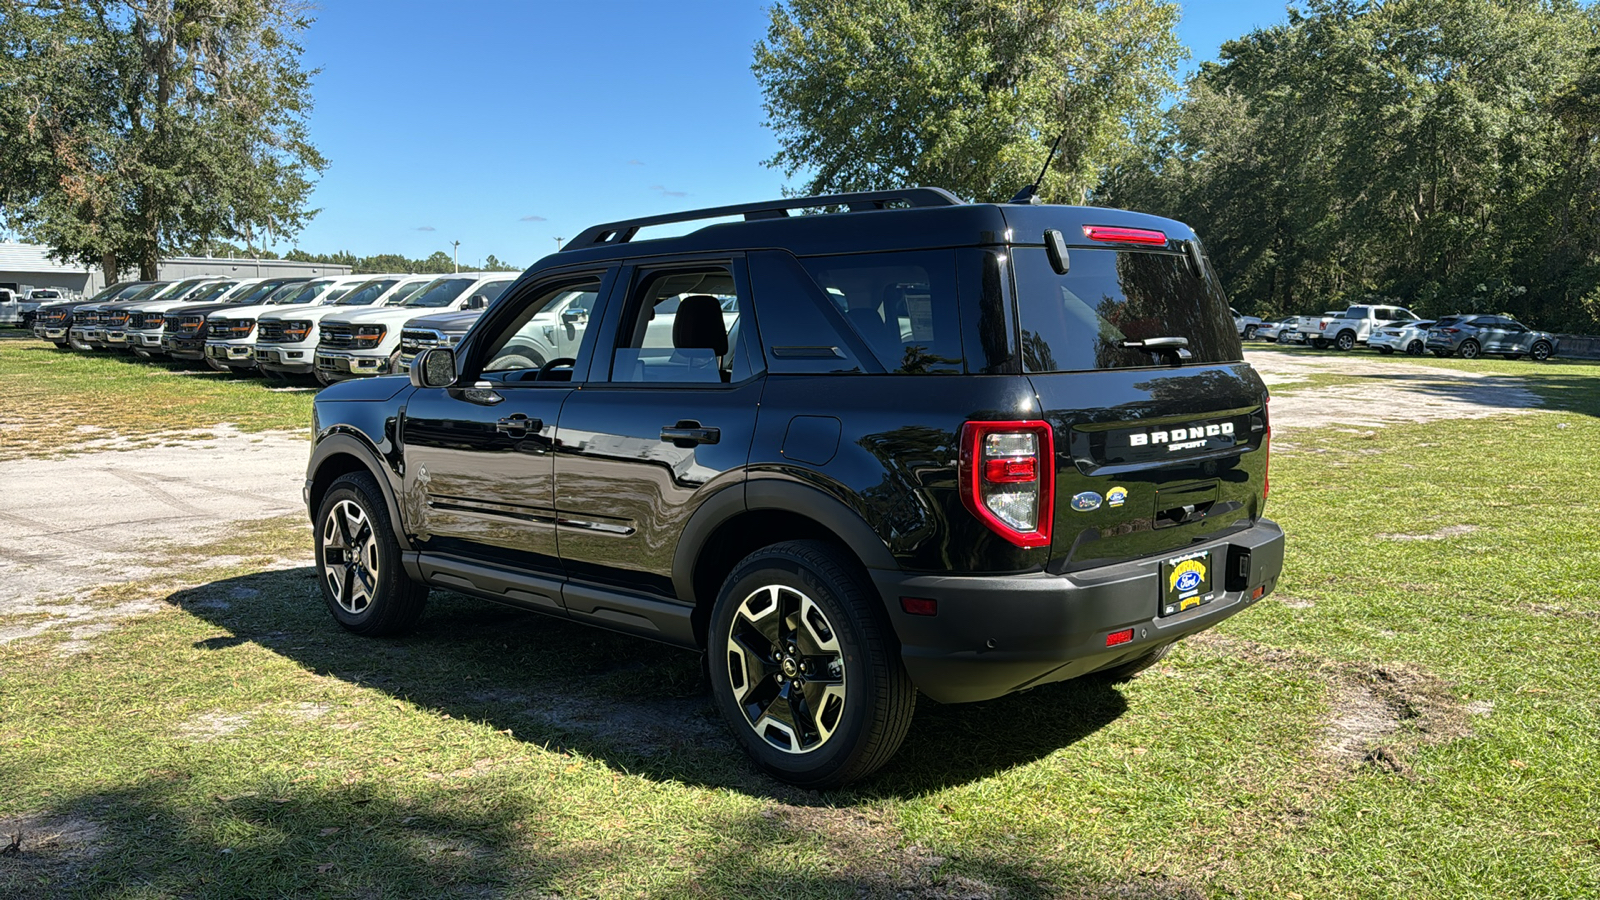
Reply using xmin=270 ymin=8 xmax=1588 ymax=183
xmin=1009 ymin=133 xmax=1065 ymax=205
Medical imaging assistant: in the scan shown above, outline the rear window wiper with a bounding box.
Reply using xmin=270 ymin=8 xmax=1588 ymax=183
xmin=1119 ymin=336 xmax=1192 ymax=364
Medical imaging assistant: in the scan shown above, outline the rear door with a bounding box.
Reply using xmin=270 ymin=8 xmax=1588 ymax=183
xmin=552 ymin=258 xmax=763 ymax=600
xmin=1009 ymin=237 xmax=1269 ymax=573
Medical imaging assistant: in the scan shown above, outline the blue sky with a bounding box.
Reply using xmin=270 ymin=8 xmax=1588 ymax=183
xmin=283 ymin=1 xmax=1293 ymax=268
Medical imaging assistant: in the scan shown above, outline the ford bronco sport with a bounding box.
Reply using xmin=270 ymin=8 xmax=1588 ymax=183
xmin=304 ymin=188 xmax=1284 ymax=787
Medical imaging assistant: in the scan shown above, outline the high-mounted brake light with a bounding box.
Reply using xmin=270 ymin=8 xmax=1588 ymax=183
xmin=959 ymin=420 xmax=1054 ymax=549
xmin=1082 ymin=225 xmax=1168 ymax=246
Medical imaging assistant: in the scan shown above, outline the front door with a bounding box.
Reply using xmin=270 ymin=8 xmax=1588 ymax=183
xmin=553 ymin=259 xmax=763 ymax=599
xmin=399 ymin=270 xmax=613 ymax=577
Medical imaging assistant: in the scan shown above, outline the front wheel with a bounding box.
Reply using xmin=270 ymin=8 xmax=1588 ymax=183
xmin=1376 ymin=346 xmax=1393 ymax=355
xmin=1530 ymin=341 xmax=1553 ymax=361
xmin=1312 ymin=339 xmax=1330 ymax=349
xmin=1406 ymin=340 xmax=1425 ymax=356
xmin=708 ymin=540 xmax=915 ymax=789
xmin=315 ymin=472 xmax=428 ymax=636
xmin=1243 ymin=325 xmax=1258 ymax=341
xmin=1457 ymin=340 xmax=1481 ymax=360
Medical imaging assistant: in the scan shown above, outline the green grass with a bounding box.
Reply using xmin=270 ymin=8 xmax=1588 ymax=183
xmin=0 ymin=334 xmax=314 ymax=458
xmin=2 ymin=345 xmax=1599 ymax=897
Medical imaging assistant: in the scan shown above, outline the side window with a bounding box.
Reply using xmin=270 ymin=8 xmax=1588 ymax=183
xmin=1347 ymin=306 xmax=1370 ymax=320
xmin=475 ymin=275 xmax=605 ymax=381
xmin=801 ymin=250 xmax=963 ymax=374
xmin=609 ymin=267 xmax=750 ymax=385
xmin=474 ymin=279 xmax=514 ymax=307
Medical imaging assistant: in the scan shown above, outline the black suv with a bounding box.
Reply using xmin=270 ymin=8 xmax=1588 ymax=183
xmin=304 ymin=188 xmax=1284 ymax=787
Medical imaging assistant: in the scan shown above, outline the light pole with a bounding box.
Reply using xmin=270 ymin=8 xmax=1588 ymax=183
xmin=553 ymin=237 xmax=563 ymax=251
xmin=450 ymin=240 xmax=460 ymax=273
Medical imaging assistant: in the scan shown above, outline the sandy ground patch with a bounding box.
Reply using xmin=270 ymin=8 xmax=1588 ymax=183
xmin=0 ymin=425 xmax=305 ymax=614
xmin=1246 ymin=349 xmax=1544 ymax=432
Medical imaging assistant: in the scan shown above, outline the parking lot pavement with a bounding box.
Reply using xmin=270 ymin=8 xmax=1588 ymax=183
xmin=1245 ymin=349 xmax=1544 ymax=432
xmin=0 ymin=426 xmax=306 ymax=609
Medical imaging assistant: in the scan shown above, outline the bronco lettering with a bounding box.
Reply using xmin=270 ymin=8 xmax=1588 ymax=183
xmin=1128 ymin=421 xmax=1235 ymax=448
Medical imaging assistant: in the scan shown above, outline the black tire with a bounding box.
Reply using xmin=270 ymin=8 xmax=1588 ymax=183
xmin=68 ymin=331 xmax=94 ymax=351
xmin=1531 ymin=341 xmax=1553 ymax=361
xmin=1406 ymin=340 xmax=1424 ymax=356
xmin=1504 ymin=354 xmax=1522 ymax=361
xmin=1376 ymin=346 xmax=1393 ymax=355
xmin=1243 ymin=325 xmax=1258 ymax=341
xmin=708 ymin=540 xmax=915 ymax=789
xmin=1277 ymin=332 xmax=1291 ymax=344
xmin=260 ymin=367 xmax=291 ymax=383
xmin=314 ymin=367 xmax=338 ymax=387
xmin=1312 ymin=339 xmax=1330 ymax=350
xmin=204 ymin=356 xmax=229 ymax=371
xmin=1090 ymin=641 xmax=1174 ymax=683
xmin=387 ymin=349 xmax=402 ymax=375
xmin=314 ymin=472 xmax=428 ymax=636
xmin=1432 ymin=349 xmax=1452 ymax=358
xmin=1335 ymin=330 xmax=1357 ymax=351
xmin=1458 ymin=339 xmax=1480 ymax=360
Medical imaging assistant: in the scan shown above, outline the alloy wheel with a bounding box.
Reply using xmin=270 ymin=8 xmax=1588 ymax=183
xmin=321 ymin=499 xmax=380 ymax=614
xmin=725 ymin=584 xmax=848 ymax=754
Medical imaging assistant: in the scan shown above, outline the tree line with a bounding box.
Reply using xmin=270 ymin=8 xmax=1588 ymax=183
xmin=1102 ymin=0 xmax=1600 ymax=332
xmin=200 ymin=243 xmax=521 ymax=275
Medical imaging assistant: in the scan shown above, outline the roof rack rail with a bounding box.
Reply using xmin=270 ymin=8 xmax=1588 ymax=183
xmin=562 ymin=187 xmax=963 ymax=251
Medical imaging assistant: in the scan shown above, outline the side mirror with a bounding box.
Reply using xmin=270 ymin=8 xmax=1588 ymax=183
xmin=465 ymin=294 xmax=487 ymax=310
xmin=410 ymin=347 xmax=457 ymax=388
xmin=561 ymin=307 xmax=588 ymax=324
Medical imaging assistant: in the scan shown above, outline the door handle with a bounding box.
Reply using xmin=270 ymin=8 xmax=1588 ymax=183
xmin=661 ymin=420 xmax=720 ymax=447
xmin=495 ymin=414 xmax=542 ymax=435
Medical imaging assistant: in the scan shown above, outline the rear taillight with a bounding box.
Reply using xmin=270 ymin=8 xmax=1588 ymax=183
xmin=1442 ymin=328 xmax=1461 ymax=334
xmin=959 ymin=420 xmax=1054 ymax=549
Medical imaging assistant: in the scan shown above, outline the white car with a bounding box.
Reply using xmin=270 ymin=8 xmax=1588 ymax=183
xmin=205 ymin=275 xmax=371 ymax=372
xmin=315 ymin=272 xmax=517 ymax=382
xmin=0 ymin=287 xmax=65 ymax=327
xmin=1231 ymin=307 xmax=1265 ymax=340
xmin=1367 ymin=319 xmax=1436 ymax=356
xmin=1256 ymin=317 xmax=1301 ymax=343
xmin=105 ymin=278 xmax=235 ymax=354
xmin=1316 ymin=303 xmax=1421 ymax=351
xmin=255 ymin=274 xmax=431 ymax=378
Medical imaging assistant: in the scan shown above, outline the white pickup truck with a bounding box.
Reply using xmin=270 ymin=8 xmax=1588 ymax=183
xmin=1314 ymin=304 xmax=1421 ymax=350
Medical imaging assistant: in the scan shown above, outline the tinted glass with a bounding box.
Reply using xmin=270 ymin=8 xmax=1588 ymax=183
xmin=1014 ymin=247 xmax=1240 ymax=373
xmin=123 ymin=283 xmax=168 ymax=302
xmin=385 ymin=281 xmax=425 ymax=305
xmin=611 ymin=268 xmax=747 ymax=384
xmin=335 ymin=279 xmax=399 ymax=306
xmin=184 ymin=281 xmax=236 ymax=304
xmin=478 ymin=276 xmax=605 ymax=378
xmin=262 ymin=282 xmax=312 ymax=304
xmin=801 ymin=250 xmax=963 ymax=374
xmin=404 ymin=278 xmax=473 ymax=308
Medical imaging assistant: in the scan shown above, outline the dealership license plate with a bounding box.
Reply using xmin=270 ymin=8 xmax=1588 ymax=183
xmin=1160 ymin=550 xmax=1215 ymax=616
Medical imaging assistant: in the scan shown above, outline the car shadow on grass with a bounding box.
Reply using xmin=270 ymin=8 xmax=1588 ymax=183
xmin=1 ymin=776 xmax=1055 ymax=899
xmin=164 ymin=566 xmax=1127 ymax=802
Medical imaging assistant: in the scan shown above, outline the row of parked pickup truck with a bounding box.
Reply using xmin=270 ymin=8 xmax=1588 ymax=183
xmin=26 ymin=271 xmax=528 ymax=382
xmin=1237 ymin=304 xmax=1561 ymax=361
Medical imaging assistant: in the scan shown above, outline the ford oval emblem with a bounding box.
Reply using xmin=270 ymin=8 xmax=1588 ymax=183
xmin=1071 ymin=491 xmax=1103 ymax=512
xmin=1175 ymin=570 xmax=1202 ymax=592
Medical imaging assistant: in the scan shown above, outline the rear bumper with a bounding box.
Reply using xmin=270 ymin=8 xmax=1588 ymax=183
xmin=873 ymin=518 xmax=1285 ymax=704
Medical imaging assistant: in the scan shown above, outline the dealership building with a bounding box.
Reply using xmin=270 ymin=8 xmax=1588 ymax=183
xmin=0 ymin=242 xmax=351 ymax=298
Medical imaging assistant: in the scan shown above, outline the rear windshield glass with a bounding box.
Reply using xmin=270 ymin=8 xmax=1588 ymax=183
xmin=1013 ymin=247 xmax=1240 ymax=372
xmin=404 ymin=278 xmax=473 ymax=308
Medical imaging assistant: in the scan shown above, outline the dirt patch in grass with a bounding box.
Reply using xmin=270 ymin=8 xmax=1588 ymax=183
xmin=1377 ymin=524 xmax=1480 ymax=541
xmin=764 ymin=803 xmax=1003 ymax=899
xmin=1187 ymin=633 xmax=1471 ymax=779
xmin=1246 ymin=350 xmax=1544 ymax=434
xmin=0 ymin=812 xmax=104 ymax=894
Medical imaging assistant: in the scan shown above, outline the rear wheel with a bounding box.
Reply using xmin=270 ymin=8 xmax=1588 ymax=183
xmin=708 ymin=540 xmax=915 ymax=789
xmin=1531 ymin=341 xmax=1553 ymax=361
xmin=1312 ymin=339 xmax=1330 ymax=349
xmin=315 ymin=472 xmax=428 ymax=636
xmin=1432 ymin=350 xmax=1452 ymax=358
xmin=1504 ymin=354 xmax=1523 ymax=361
xmin=1376 ymin=346 xmax=1393 ymax=355
xmin=1243 ymin=325 xmax=1258 ymax=341
xmin=1335 ymin=330 xmax=1357 ymax=351
xmin=1406 ymin=340 xmax=1425 ymax=356
xmin=1457 ymin=340 xmax=1481 ymax=360
xmin=1277 ymin=332 xmax=1291 ymax=344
